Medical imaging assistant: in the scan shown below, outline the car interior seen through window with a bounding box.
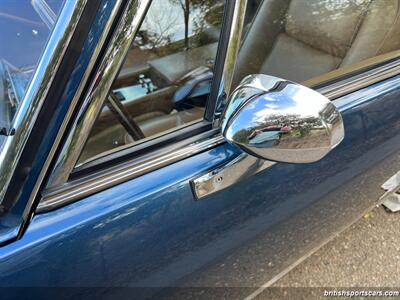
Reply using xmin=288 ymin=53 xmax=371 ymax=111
xmin=234 ymin=0 xmax=400 ymax=87
xmin=79 ymin=0 xmax=400 ymax=166
xmin=78 ymin=0 xmax=225 ymax=164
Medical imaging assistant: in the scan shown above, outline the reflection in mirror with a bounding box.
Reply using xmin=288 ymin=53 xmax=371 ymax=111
xmin=222 ymin=75 xmax=344 ymax=163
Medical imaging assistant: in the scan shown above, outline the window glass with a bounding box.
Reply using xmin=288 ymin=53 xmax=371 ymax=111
xmin=233 ymin=0 xmax=400 ymax=88
xmin=0 ymin=0 xmax=64 ymax=133
xmin=78 ymin=0 xmax=225 ymax=164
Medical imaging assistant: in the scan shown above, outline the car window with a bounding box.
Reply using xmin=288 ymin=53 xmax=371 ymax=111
xmin=77 ymin=0 xmax=225 ymax=165
xmin=0 ymin=0 xmax=64 ymax=137
xmin=232 ymin=0 xmax=400 ymax=89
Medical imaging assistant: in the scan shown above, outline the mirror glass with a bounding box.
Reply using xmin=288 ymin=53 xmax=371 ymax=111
xmin=222 ymin=75 xmax=344 ymax=163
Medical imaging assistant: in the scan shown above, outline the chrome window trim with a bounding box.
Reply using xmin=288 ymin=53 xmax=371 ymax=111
xmin=213 ymin=0 xmax=247 ymax=122
xmin=21 ymin=0 xmax=125 ymax=220
xmin=39 ymin=133 xmax=225 ymax=212
xmin=317 ymin=58 xmax=400 ymax=99
xmin=39 ymin=0 xmax=246 ymax=212
xmin=46 ymin=0 xmax=152 ymax=188
xmin=38 ymin=0 xmax=400 ymax=213
xmin=0 ymin=0 xmax=86 ymax=204
xmin=38 ymin=61 xmax=400 ymax=213
xmin=45 ymin=0 xmax=244 ymax=190
xmin=219 ymin=0 xmax=247 ymax=99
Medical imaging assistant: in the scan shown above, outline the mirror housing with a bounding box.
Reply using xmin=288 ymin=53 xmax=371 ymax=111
xmin=221 ymin=74 xmax=344 ymax=163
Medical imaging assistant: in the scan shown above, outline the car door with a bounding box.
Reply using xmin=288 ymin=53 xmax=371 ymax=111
xmin=0 ymin=0 xmax=400 ymax=299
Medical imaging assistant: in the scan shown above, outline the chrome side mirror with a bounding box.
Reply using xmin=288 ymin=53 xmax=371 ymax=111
xmin=221 ymin=74 xmax=344 ymax=163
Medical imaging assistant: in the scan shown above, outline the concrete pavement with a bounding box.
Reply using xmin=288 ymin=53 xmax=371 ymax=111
xmin=274 ymin=205 xmax=400 ymax=287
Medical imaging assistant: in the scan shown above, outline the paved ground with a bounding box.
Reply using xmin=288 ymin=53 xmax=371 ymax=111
xmin=161 ymin=205 xmax=400 ymax=300
xmin=273 ymin=205 xmax=400 ymax=287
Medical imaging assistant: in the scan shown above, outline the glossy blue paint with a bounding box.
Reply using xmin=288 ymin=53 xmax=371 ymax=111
xmin=0 ymin=0 xmax=116 ymax=245
xmin=0 ymin=143 xmax=239 ymax=287
xmin=0 ymin=75 xmax=399 ymax=299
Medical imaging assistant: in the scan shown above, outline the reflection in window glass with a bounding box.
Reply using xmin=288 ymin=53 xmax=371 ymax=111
xmin=0 ymin=0 xmax=64 ymax=132
xmin=78 ymin=0 xmax=225 ymax=164
xmin=234 ymin=0 xmax=400 ymax=87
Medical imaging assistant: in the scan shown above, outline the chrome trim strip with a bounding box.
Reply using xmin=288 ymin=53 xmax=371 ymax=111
xmin=0 ymin=0 xmax=86 ymax=204
xmin=213 ymin=0 xmax=247 ymax=121
xmin=46 ymin=0 xmax=152 ymax=187
xmin=220 ymin=0 xmax=247 ymax=97
xmin=317 ymin=58 xmax=400 ymax=99
xmin=191 ymin=153 xmax=275 ymax=199
xmin=38 ymin=0 xmax=400 ymax=212
xmin=333 ymin=75 xmax=400 ymax=111
xmin=39 ymin=73 xmax=400 ymax=212
xmin=38 ymin=134 xmax=225 ymax=212
xmin=23 ymin=1 xmax=124 ymax=218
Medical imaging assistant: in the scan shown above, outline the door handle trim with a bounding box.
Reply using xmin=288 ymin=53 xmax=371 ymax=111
xmin=191 ymin=153 xmax=275 ymax=200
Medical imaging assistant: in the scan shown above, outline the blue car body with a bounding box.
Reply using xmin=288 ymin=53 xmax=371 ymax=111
xmin=0 ymin=1 xmax=400 ymax=299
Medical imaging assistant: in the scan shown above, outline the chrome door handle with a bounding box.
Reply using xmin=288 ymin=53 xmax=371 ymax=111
xmin=191 ymin=74 xmax=345 ymax=199
xmin=191 ymin=153 xmax=275 ymax=200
